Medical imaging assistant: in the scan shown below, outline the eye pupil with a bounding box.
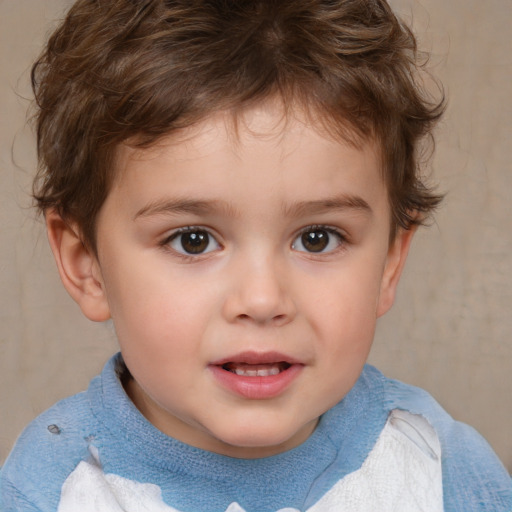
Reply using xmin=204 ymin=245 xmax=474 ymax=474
xmin=301 ymin=230 xmax=329 ymax=252
xmin=181 ymin=231 xmax=209 ymax=254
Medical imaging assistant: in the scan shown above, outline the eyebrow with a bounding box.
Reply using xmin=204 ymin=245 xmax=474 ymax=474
xmin=134 ymin=198 xmax=238 ymax=220
xmin=134 ymin=194 xmax=372 ymax=221
xmin=282 ymin=194 xmax=372 ymax=218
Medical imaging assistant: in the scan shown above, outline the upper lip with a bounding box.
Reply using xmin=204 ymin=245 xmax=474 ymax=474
xmin=209 ymin=351 xmax=302 ymax=366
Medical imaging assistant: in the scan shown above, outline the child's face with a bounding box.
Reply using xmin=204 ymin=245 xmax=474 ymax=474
xmin=84 ymin=104 xmax=412 ymax=458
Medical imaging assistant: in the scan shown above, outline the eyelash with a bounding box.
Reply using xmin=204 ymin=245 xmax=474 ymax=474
xmin=160 ymin=226 xmax=221 ymax=261
xmin=292 ymin=225 xmax=348 ymax=255
xmin=159 ymin=224 xmax=348 ymax=260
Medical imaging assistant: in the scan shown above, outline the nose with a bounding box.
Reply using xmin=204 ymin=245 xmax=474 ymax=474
xmin=222 ymin=254 xmax=296 ymax=326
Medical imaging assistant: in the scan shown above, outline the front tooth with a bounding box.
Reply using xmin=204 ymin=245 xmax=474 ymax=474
xmin=234 ymin=367 xmax=281 ymax=376
xmin=256 ymin=367 xmax=280 ymax=377
xmin=234 ymin=368 xmax=258 ymax=376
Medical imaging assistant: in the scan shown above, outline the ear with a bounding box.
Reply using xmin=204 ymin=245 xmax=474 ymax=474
xmin=46 ymin=209 xmax=111 ymax=322
xmin=376 ymin=226 xmax=416 ymax=317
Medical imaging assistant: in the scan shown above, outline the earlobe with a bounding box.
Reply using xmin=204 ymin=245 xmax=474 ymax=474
xmin=376 ymin=226 xmax=416 ymax=317
xmin=46 ymin=210 xmax=111 ymax=322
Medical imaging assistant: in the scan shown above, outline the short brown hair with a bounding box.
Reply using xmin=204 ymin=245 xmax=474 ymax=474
xmin=32 ymin=0 xmax=444 ymax=251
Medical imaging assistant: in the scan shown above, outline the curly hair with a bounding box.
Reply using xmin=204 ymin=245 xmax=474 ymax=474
xmin=32 ymin=0 xmax=444 ymax=251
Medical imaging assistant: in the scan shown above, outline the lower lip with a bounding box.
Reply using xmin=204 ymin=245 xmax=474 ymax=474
xmin=209 ymin=364 xmax=303 ymax=400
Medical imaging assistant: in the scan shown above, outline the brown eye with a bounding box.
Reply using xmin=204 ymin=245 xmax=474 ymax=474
xmin=292 ymin=227 xmax=343 ymax=254
xmin=168 ymin=229 xmax=219 ymax=255
xmin=301 ymin=230 xmax=329 ymax=252
xmin=181 ymin=231 xmax=209 ymax=253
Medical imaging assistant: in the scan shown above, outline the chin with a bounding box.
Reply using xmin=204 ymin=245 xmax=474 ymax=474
xmin=206 ymin=417 xmax=316 ymax=458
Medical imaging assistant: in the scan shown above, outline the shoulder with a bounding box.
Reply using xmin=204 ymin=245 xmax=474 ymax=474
xmin=366 ymin=366 xmax=512 ymax=511
xmin=0 ymin=386 xmax=98 ymax=511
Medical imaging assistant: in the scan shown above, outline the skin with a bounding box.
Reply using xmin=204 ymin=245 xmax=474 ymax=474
xmin=47 ymin=104 xmax=415 ymax=459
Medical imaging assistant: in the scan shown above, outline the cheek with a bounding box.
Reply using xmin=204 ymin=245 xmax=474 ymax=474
xmin=303 ymin=262 xmax=384 ymax=373
xmin=307 ymin=262 xmax=383 ymax=328
xmin=103 ymin=250 xmax=192 ymax=316
xmin=113 ymin=289 xmax=202 ymax=399
xmin=105 ymin=266 xmax=221 ymax=367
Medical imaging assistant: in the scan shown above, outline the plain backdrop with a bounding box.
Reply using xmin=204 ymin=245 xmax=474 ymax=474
xmin=1 ymin=0 xmax=511 ymax=471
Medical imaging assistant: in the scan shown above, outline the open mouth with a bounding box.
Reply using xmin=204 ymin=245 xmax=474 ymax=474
xmin=210 ymin=353 xmax=302 ymax=398
xmin=221 ymin=362 xmax=292 ymax=377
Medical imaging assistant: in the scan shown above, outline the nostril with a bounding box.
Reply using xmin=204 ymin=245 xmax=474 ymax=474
xmin=236 ymin=312 xmax=288 ymax=324
xmin=271 ymin=314 xmax=287 ymax=324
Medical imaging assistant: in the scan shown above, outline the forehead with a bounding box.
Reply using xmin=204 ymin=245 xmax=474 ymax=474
xmin=113 ymin=118 xmax=383 ymax=213
xmin=115 ymin=102 xmax=383 ymax=185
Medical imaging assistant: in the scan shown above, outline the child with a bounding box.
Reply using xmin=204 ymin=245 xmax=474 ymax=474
xmin=1 ymin=0 xmax=510 ymax=510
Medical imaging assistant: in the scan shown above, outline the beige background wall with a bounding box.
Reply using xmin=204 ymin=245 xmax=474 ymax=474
xmin=1 ymin=0 xmax=511 ymax=471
